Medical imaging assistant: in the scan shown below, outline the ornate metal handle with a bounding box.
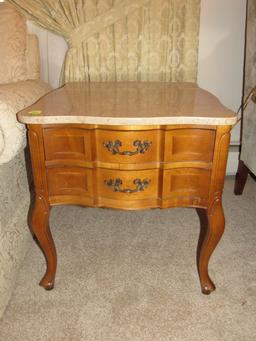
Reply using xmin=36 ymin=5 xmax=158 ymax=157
xmin=103 ymin=140 xmax=152 ymax=156
xmin=104 ymin=178 xmax=151 ymax=194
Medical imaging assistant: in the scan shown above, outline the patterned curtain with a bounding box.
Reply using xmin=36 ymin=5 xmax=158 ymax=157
xmin=8 ymin=0 xmax=201 ymax=84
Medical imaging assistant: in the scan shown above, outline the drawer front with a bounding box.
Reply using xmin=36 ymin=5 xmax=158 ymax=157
xmin=97 ymin=130 xmax=160 ymax=164
xmin=163 ymin=168 xmax=211 ymax=200
xmin=164 ymin=129 xmax=215 ymax=163
xmin=98 ymin=169 xmax=159 ymax=200
xmin=44 ymin=128 xmax=92 ymax=161
xmin=47 ymin=167 xmax=93 ymax=197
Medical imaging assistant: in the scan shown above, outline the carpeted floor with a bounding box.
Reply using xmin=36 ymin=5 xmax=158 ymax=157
xmin=0 ymin=176 xmax=256 ymax=341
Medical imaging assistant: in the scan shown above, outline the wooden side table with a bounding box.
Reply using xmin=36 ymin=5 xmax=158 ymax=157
xmin=18 ymin=82 xmax=237 ymax=294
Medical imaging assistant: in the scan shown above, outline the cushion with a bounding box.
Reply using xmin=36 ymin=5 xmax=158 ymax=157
xmin=0 ymin=2 xmax=27 ymax=84
xmin=0 ymin=80 xmax=51 ymax=164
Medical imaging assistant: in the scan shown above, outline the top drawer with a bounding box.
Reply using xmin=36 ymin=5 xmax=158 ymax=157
xmin=164 ymin=128 xmax=215 ymax=163
xmin=96 ymin=129 xmax=160 ymax=164
xmin=43 ymin=126 xmax=215 ymax=165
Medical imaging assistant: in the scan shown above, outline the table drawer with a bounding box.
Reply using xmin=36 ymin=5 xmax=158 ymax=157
xmin=47 ymin=167 xmax=93 ymax=197
xmin=44 ymin=128 xmax=92 ymax=162
xmin=98 ymin=169 xmax=159 ymax=200
xmin=97 ymin=130 xmax=160 ymax=164
xmin=164 ymin=129 xmax=215 ymax=163
xmin=163 ymin=168 xmax=211 ymax=200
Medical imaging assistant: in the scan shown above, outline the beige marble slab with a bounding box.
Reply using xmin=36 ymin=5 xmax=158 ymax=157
xmin=17 ymin=82 xmax=237 ymax=126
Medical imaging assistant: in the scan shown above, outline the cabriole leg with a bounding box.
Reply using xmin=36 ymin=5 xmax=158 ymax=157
xmin=30 ymin=195 xmax=57 ymax=290
xmin=196 ymin=199 xmax=225 ymax=295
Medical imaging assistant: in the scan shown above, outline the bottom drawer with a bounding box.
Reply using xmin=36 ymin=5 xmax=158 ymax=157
xmin=46 ymin=166 xmax=211 ymax=208
xmin=98 ymin=169 xmax=159 ymax=200
xmin=163 ymin=168 xmax=211 ymax=201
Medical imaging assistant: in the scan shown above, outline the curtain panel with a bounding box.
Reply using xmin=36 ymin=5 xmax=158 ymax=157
xmin=8 ymin=0 xmax=201 ymax=84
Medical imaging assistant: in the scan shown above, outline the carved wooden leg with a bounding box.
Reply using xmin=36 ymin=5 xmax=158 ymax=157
xmin=196 ymin=199 xmax=225 ymax=295
xmin=234 ymin=160 xmax=249 ymax=195
xmin=31 ymin=195 xmax=57 ymax=290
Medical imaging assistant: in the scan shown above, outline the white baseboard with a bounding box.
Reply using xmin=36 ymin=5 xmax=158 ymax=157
xmin=226 ymin=148 xmax=239 ymax=175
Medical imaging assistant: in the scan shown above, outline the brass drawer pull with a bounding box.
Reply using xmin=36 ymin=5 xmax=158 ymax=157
xmin=105 ymin=178 xmax=151 ymax=194
xmin=103 ymin=140 xmax=152 ymax=156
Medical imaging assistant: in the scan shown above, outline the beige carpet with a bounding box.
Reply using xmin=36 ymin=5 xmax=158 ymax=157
xmin=0 ymin=177 xmax=256 ymax=341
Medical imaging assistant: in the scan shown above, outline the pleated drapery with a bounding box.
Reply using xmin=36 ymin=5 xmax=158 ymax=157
xmin=9 ymin=0 xmax=201 ymax=84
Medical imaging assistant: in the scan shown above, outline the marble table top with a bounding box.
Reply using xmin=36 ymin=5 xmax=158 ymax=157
xmin=18 ymin=82 xmax=237 ymax=126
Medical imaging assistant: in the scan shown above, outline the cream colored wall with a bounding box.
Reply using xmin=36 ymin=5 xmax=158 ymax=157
xmin=197 ymin=0 xmax=247 ymax=174
xmin=27 ymin=0 xmax=247 ymax=174
xmin=198 ymin=0 xmax=246 ymax=141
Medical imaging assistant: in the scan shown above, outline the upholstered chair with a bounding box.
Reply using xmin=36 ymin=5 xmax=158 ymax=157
xmin=234 ymin=0 xmax=256 ymax=194
xmin=234 ymin=96 xmax=256 ymax=195
xmin=0 ymin=2 xmax=51 ymax=318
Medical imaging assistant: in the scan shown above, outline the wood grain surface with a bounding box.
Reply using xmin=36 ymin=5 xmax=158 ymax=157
xmin=27 ymin=122 xmax=231 ymax=294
